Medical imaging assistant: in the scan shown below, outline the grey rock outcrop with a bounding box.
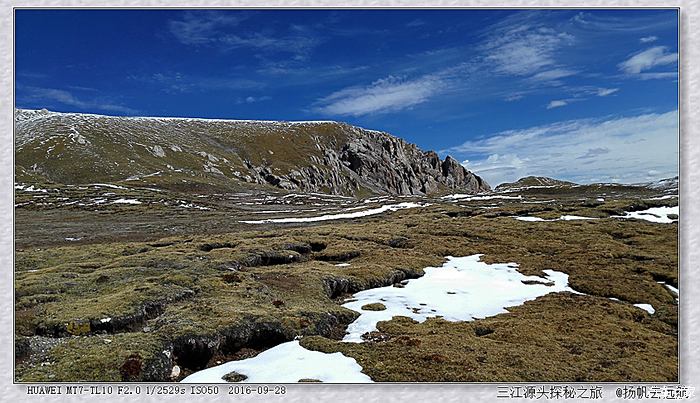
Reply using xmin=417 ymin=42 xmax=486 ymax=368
xmin=241 ymin=126 xmax=490 ymax=196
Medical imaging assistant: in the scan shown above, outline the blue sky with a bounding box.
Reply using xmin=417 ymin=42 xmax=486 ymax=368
xmin=15 ymin=9 xmax=679 ymax=185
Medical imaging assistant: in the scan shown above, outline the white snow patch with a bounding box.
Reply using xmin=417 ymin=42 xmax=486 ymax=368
xmin=112 ymin=198 xmax=142 ymax=205
xmin=341 ymin=254 xmax=579 ymax=343
xmin=176 ymin=201 xmax=211 ymax=210
xmin=15 ymin=184 xmax=48 ymax=193
xmin=442 ymin=194 xmax=522 ymax=201
xmin=560 ymin=215 xmax=600 ymax=221
xmin=181 ymin=340 xmax=371 ymax=383
xmin=514 ymin=216 xmax=547 ymax=222
xmin=90 ymin=183 xmax=129 ymax=190
xmin=657 ymin=281 xmax=679 ymax=296
xmin=100 ymin=317 xmax=112 ymax=323
xmin=68 ymin=126 xmax=89 ymax=145
xmin=335 ymin=263 xmax=351 ymax=267
xmin=150 ymin=145 xmax=166 ymax=158
xmin=239 ymin=202 xmax=428 ymax=224
xmin=514 ymin=215 xmax=599 ymax=222
xmin=64 ymin=237 xmax=82 ymax=241
xmin=634 ymin=304 xmax=655 ymax=314
xmin=521 ymin=199 xmax=556 ymax=204
xmin=647 ymin=195 xmax=677 ymax=201
xmin=614 ymin=206 xmax=678 ymax=224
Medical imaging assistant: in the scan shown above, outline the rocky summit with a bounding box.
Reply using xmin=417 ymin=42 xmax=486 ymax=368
xmin=15 ymin=109 xmax=489 ymax=197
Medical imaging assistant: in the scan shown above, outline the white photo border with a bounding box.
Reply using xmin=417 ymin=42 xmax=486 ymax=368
xmin=1 ymin=1 xmax=695 ymax=402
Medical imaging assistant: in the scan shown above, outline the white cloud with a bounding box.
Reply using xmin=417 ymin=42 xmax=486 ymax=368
xmin=637 ymin=72 xmax=678 ymax=80
xmin=618 ymin=46 xmax=678 ymax=74
xmin=446 ymin=110 xmax=678 ymax=186
xmin=168 ymin=11 xmax=320 ymax=58
xmin=481 ymin=23 xmax=574 ymax=77
xmin=596 ymin=88 xmax=619 ymax=96
xmin=504 ymin=93 xmax=525 ymax=102
xmin=169 ymin=11 xmax=248 ymax=45
xmin=130 ymin=72 xmax=264 ymax=94
xmin=546 ymin=100 xmax=568 ymax=109
xmin=236 ymin=95 xmax=272 ymax=104
xmin=219 ymin=33 xmax=320 ymax=56
xmin=640 ymin=36 xmax=658 ymax=43
xmin=20 ymin=86 xmax=138 ymax=115
xmin=314 ymin=75 xmax=443 ymax=116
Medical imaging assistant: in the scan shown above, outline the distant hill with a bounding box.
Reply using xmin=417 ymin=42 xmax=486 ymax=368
xmin=15 ymin=109 xmax=490 ymax=197
xmin=638 ymin=176 xmax=678 ymax=192
xmin=495 ymin=176 xmax=575 ymax=191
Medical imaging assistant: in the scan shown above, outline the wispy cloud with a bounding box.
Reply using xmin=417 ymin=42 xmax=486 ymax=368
xmin=546 ymin=100 xmax=569 ymax=109
xmin=444 ymin=110 xmax=678 ymax=185
xmin=406 ymin=19 xmax=425 ymax=28
xmin=504 ymin=92 xmax=526 ymax=102
xmin=19 ymin=86 xmax=138 ymax=115
xmin=236 ymin=95 xmax=272 ymax=104
xmin=577 ymin=147 xmax=610 ymax=159
xmin=572 ymin=12 xmax=676 ymax=33
xmin=640 ymin=35 xmax=658 ymax=43
xmin=130 ymin=72 xmax=263 ymax=94
xmin=168 ymin=11 xmax=321 ymax=59
xmin=596 ymin=87 xmax=619 ymax=96
xmin=313 ymin=75 xmax=444 ymax=116
xmin=637 ymin=72 xmax=678 ymax=80
xmin=218 ymin=32 xmax=321 ymax=57
xmin=543 ymin=87 xmax=617 ymax=109
xmin=169 ymin=11 xmax=249 ymax=45
xmin=530 ymin=68 xmax=577 ymax=82
xmin=480 ymin=20 xmax=575 ymax=77
xmin=618 ymin=46 xmax=677 ymax=75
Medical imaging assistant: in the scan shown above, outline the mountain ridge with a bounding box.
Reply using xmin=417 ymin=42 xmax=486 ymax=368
xmin=15 ymin=108 xmax=490 ymax=197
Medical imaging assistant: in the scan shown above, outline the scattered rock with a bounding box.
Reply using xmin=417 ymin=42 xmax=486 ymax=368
xmin=521 ymin=280 xmax=554 ymax=286
xmin=222 ymin=371 xmax=248 ymax=382
xmin=474 ymin=326 xmax=495 ymax=337
xmin=361 ymin=331 xmax=391 ymax=343
xmin=361 ymin=303 xmax=386 ymax=311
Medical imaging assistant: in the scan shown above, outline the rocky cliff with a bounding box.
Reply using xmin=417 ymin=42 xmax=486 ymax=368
xmin=15 ymin=109 xmax=490 ymax=196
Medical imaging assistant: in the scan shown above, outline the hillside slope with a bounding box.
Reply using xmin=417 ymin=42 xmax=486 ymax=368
xmin=15 ymin=109 xmax=490 ymax=196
